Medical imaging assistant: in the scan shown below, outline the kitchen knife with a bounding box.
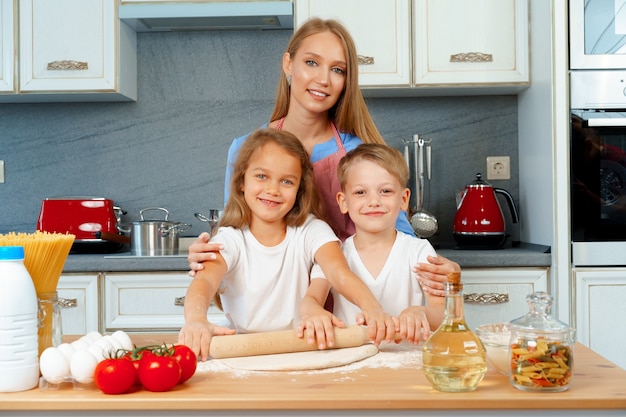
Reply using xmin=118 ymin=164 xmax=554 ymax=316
xmin=209 ymin=325 xmax=398 ymax=359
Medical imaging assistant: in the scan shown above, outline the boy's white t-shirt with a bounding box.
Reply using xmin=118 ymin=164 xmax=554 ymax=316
xmin=210 ymin=214 xmax=338 ymax=334
xmin=329 ymin=232 xmax=437 ymax=325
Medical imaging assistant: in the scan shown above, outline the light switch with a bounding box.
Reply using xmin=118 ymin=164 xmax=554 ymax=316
xmin=0 ymin=160 xmax=4 ymax=183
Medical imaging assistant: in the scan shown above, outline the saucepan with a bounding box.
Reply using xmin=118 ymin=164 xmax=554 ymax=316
xmin=118 ymin=207 xmax=191 ymax=256
xmin=194 ymin=209 xmax=223 ymax=237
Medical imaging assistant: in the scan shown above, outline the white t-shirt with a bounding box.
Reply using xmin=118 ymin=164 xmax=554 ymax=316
xmin=210 ymin=214 xmax=338 ymax=333
xmin=330 ymin=232 xmax=437 ymax=325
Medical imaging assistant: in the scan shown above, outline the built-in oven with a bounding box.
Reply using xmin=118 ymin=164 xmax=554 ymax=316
xmin=570 ymin=71 xmax=626 ymax=266
xmin=570 ymin=0 xmax=626 ymax=70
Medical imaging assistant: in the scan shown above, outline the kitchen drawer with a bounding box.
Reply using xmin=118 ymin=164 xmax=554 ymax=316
xmin=57 ymin=274 xmax=100 ymax=335
xmin=461 ymin=268 xmax=549 ymax=330
xmin=103 ymin=272 xmax=225 ymax=332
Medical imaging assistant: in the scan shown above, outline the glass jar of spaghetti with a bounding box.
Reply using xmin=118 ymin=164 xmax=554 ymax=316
xmin=37 ymin=292 xmax=63 ymax=355
xmin=509 ymin=291 xmax=575 ymax=392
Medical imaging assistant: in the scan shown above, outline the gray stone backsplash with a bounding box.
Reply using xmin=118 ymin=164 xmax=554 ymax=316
xmin=0 ymin=30 xmax=518 ymax=249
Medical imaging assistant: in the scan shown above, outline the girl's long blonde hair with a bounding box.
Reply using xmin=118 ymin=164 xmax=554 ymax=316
xmin=219 ymin=128 xmax=326 ymax=228
xmin=270 ymin=17 xmax=386 ymax=145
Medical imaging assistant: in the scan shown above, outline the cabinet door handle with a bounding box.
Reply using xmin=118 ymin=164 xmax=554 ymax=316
xmin=450 ymin=52 xmax=493 ymax=63
xmin=358 ymin=55 xmax=375 ymax=65
xmin=47 ymin=60 xmax=89 ymax=70
xmin=58 ymin=298 xmax=78 ymax=308
xmin=463 ymin=293 xmax=509 ymax=304
xmin=174 ymin=296 xmax=185 ymax=307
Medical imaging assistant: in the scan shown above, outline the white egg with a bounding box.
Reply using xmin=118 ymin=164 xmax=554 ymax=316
xmin=87 ymin=344 xmax=105 ymax=362
xmin=85 ymin=331 xmax=103 ymax=342
xmin=103 ymin=334 xmax=123 ymax=352
xmin=70 ymin=339 xmax=90 ymax=351
xmin=70 ymin=349 xmax=99 ymax=384
xmin=39 ymin=347 xmax=70 ymax=384
xmin=56 ymin=343 xmax=76 ymax=362
xmin=111 ymin=330 xmax=133 ymax=351
xmin=78 ymin=335 xmax=92 ymax=345
xmin=93 ymin=337 xmax=115 ymax=357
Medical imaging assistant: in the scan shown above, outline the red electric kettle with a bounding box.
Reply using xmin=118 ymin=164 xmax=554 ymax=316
xmin=453 ymin=173 xmax=519 ymax=248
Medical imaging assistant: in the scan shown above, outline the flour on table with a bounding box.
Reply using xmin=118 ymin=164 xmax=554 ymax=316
xmin=196 ymin=341 xmax=423 ymax=378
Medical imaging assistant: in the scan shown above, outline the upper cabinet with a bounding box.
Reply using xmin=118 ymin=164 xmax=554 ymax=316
xmin=294 ymin=0 xmax=529 ymax=96
xmin=0 ymin=0 xmax=14 ymax=93
xmin=0 ymin=0 xmax=137 ymax=102
xmin=295 ymin=0 xmax=411 ymax=87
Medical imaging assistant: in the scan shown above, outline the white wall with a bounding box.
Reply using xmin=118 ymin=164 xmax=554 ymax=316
xmin=518 ymin=0 xmax=571 ymax=323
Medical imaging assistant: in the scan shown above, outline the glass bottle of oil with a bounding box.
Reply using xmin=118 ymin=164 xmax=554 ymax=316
xmin=422 ymin=271 xmax=487 ymax=392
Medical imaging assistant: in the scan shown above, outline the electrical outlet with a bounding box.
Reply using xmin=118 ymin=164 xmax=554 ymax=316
xmin=486 ymin=156 xmax=510 ymax=180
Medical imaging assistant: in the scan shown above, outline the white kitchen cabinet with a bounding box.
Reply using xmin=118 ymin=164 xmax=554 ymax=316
xmin=103 ymin=272 xmax=226 ymax=332
xmin=57 ymin=274 xmax=100 ymax=336
xmin=413 ymin=0 xmax=529 ymax=87
xmin=574 ymin=269 xmax=626 ymax=370
xmin=294 ymin=0 xmax=411 ymax=87
xmin=294 ymin=0 xmax=529 ymax=95
xmin=0 ymin=0 xmax=14 ymax=93
xmin=0 ymin=0 xmax=136 ymax=102
xmin=461 ymin=268 xmax=548 ymax=330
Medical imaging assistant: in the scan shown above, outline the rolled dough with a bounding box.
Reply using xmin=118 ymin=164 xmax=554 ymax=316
xmin=218 ymin=344 xmax=379 ymax=371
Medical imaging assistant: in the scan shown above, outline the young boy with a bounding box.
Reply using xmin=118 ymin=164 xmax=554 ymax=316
xmin=316 ymin=143 xmax=450 ymax=344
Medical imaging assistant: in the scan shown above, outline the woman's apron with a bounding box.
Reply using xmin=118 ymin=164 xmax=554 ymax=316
xmin=276 ymin=119 xmax=355 ymax=313
xmin=276 ymin=118 xmax=355 ymax=241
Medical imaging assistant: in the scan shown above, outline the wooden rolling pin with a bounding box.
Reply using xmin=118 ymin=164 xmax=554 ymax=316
xmin=209 ymin=325 xmax=394 ymax=359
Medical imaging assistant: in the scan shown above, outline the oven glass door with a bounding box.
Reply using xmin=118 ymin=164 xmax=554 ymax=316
xmin=570 ymin=0 xmax=626 ymax=69
xmin=571 ymin=111 xmax=626 ymax=242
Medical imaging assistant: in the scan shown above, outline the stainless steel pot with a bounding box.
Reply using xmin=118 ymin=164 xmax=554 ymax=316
xmin=118 ymin=207 xmax=191 ymax=256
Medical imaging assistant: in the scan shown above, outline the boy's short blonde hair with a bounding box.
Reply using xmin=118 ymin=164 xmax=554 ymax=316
xmin=337 ymin=143 xmax=410 ymax=190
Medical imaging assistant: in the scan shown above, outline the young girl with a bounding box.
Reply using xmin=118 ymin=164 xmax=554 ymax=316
xmin=324 ymin=144 xmax=448 ymax=344
xmin=178 ymin=129 xmax=396 ymax=361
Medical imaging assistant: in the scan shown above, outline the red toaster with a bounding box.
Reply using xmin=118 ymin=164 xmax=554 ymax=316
xmin=37 ymin=197 xmax=123 ymax=241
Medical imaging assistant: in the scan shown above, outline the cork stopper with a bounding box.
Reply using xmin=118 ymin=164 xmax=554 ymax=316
xmin=447 ymin=271 xmax=461 ymax=284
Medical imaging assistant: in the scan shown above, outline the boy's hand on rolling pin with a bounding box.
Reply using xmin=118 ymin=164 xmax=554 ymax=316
xmin=397 ymin=307 xmax=431 ymax=344
xmin=355 ymin=309 xmax=399 ymax=346
xmin=297 ymin=311 xmax=346 ymax=350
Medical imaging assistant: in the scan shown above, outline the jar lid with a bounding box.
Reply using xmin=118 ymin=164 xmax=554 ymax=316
xmin=510 ymin=291 xmax=572 ymax=333
xmin=0 ymin=246 xmax=25 ymax=260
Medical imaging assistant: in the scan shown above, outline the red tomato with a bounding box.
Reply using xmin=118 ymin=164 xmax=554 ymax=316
xmin=123 ymin=351 xmax=142 ymax=386
xmin=137 ymin=351 xmax=181 ymax=392
xmin=94 ymin=357 xmax=137 ymax=395
xmin=172 ymin=345 xmax=197 ymax=384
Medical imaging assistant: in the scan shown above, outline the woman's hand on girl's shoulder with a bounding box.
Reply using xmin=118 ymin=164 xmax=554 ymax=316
xmin=187 ymin=232 xmax=225 ymax=277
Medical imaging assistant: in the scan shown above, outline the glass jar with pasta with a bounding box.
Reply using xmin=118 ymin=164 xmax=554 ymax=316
xmin=509 ymin=291 xmax=575 ymax=392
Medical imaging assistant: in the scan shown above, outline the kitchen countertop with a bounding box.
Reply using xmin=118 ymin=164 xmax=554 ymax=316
xmin=62 ymin=242 xmax=551 ymax=273
xmin=0 ymin=334 xmax=623 ymax=416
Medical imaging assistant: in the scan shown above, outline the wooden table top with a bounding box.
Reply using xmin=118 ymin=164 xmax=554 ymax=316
xmin=1 ymin=334 xmax=625 ymax=414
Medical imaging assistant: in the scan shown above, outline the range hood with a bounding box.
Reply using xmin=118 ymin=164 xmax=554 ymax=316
xmin=119 ymin=1 xmax=293 ymax=32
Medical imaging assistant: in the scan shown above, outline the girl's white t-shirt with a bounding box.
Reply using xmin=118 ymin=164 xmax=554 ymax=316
xmin=330 ymin=232 xmax=437 ymax=325
xmin=211 ymin=214 xmax=338 ymax=333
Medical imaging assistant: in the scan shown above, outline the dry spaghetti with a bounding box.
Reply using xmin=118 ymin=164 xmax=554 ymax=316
xmin=0 ymin=231 xmax=74 ymax=354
